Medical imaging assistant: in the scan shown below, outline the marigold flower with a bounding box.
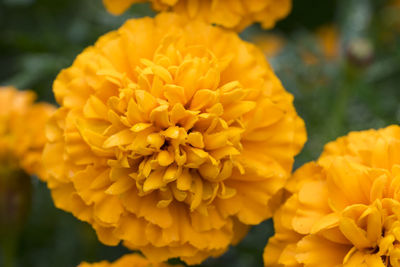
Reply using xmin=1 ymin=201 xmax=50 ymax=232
xmin=103 ymin=0 xmax=292 ymax=31
xmin=0 ymin=86 xmax=54 ymax=177
xmin=251 ymin=34 xmax=286 ymax=59
xmin=42 ymin=13 xmax=306 ymax=264
xmin=78 ymin=253 xmax=178 ymax=267
xmin=315 ymin=25 xmax=340 ymax=60
xmin=264 ymin=125 xmax=400 ymax=266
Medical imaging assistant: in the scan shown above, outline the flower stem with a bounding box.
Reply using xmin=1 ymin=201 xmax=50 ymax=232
xmin=326 ymin=63 xmax=360 ymax=141
xmin=1 ymin=234 xmax=18 ymax=267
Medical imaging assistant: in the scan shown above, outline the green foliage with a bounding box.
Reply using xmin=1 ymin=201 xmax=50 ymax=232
xmin=1 ymin=0 xmax=400 ymax=266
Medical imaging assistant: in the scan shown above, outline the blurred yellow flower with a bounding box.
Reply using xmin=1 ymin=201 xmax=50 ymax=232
xmin=78 ymin=253 xmax=178 ymax=267
xmin=301 ymin=25 xmax=340 ymax=66
xmin=264 ymin=125 xmax=400 ymax=266
xmin=250 ymin=34 xmax=287 ymax=59
xmin=0 ymin=86 xmax=54 ymax=177
xmin=315 ymin=25 xmax=340 ymax=60
xmin=43 ymin=13 xmax=306 ymax=264
xmin=103 ymin=0 xmax=292 ymax=31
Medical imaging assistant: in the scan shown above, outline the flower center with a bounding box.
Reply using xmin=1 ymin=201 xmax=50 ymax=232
xmin=79 ymin=36 xmax=257 ymax=212
xmin=341 ymin=199 xmax=400 ymax=266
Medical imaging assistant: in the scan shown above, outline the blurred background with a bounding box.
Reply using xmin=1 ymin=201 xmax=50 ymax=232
xmin=0 ymin=0 xmax=400 ymax=266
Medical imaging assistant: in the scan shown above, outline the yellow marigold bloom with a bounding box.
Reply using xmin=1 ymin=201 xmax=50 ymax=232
xmin=43 ymin=13 xmax=306 ymax=264
xmin=251 ymin=34 xmax=286 ymax=59
xmin=103 ymin=0 xmax=292 ymax=31
xmin=264 ymin=125 xmax=400 ymax=266
xmin=78 ymin=253 xmax=178 ymax=267
xmin=315 ymin=25 xmax=340 ymax=60
xmin=0 ymin=86 xmax=54 ymax=177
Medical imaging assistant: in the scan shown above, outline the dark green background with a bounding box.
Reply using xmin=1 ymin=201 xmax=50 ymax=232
xmin=0 ymin=0 xmax=399 ymax=266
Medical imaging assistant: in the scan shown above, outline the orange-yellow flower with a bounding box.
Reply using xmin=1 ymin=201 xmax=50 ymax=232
xmin=42 ymin=13 xmax=306 ymax=264
xmin=250 ymin=34 xmax=286 ymax=59
xmin=78 ymin=253 xmax=178 ymax=267
xmin=315 ymin=25 xmax=340 ymax=60
xmin=103 ymin=0 xmax=292 ymax=31
xmin=264 ymin=125 xmax=400 ymax=266
xmin=0 ymin=86 xmax=54 ymax=177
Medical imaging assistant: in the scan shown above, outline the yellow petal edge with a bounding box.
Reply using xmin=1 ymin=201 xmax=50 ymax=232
xmin=103 ymin=0 xmax=292 ymax=31
xmin=78 ymin=253 xmax=179 ymax=267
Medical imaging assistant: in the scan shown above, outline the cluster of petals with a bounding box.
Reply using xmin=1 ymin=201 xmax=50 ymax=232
xmin=103 ymin=0 xmax=292 ymax=31
xmin=78 ymin=253 xmax=178 ymax=267
xmin=265 ymin=125 xmax=400 ymax=266
xmin=42 ymin=13 xmax=306 ymax=264
xmin=0 ymin=86 xmax=55 ymax=177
